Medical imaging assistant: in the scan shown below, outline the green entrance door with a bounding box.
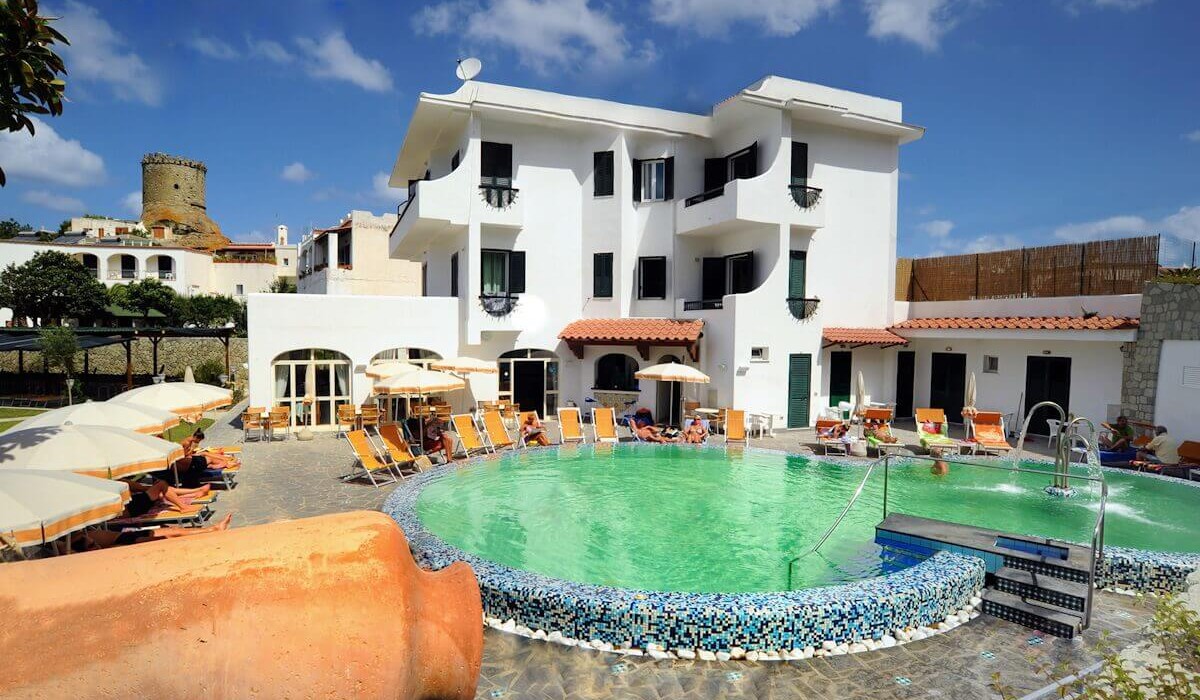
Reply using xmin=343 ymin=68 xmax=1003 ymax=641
xmin=787 ymin=353 xmax=812 ymax=428
xmin=829 ymin=351 xmax=852 ymax=416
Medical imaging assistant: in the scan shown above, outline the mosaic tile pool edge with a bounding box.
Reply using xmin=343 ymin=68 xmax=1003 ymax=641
xmin=384 ymin=445 xmax=985 ymax=652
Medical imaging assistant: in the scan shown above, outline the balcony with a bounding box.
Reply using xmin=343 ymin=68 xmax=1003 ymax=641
xmin=109 ymin=270 xmax=137 ymax=280
xmin=676 ymin=175 xmax=825 ymax=235
xmin=477 ymin=177 xmax=523 ymax=229
xmin=682 ymin=299 xmax=724 ymax=311
xmin=787 ymin=297 xmax=821 ymax=321
xmin=390 ymin=166 xmax=471 ymax=258
xmin=479 ymin=293 xmax=519 ymax=317
xmin=153 ymin=271 xmax=176 ymax=280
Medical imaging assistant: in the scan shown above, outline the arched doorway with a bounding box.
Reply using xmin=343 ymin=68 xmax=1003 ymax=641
xmin=271 ymin=348 xmax=352 ymax=427
xmin=74 ymin=253 xmax=99 ymax=279
xmin=499 ymin=349 xmax=559 ymax=416
xmin=655 ymin=354 xmax=683 ymax=425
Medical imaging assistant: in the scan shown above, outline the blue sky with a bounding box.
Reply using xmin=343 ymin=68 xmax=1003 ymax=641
xmin=0 ymin=0 xmax=1197 ymax=261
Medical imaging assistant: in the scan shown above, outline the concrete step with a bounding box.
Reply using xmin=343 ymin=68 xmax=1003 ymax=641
xmin=980 ymin=589 xmax=1082 ymax=639
xmin=993 ymin=566 xmax=1088 ymax=613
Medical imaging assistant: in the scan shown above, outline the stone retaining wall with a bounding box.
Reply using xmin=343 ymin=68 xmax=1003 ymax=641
xmin=1121 ymin=282 xmax=1200 ymax=421
xmin=0 ymin=337 xmax=247 ymax=379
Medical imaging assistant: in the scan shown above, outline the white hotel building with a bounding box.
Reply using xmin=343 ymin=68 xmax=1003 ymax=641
xmin=248 ymin=77 xmax=1174 ymax=433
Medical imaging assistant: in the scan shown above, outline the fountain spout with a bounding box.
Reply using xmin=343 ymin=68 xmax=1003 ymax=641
xmin=1014 ymin=401 xmax=1075 ymax=496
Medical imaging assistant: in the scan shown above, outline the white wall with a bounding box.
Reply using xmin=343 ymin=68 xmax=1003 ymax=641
xmin=1154 ymin=340 xmax=1200 ymax=430
xmin=210 ymin=261 xmax=278 ymax=298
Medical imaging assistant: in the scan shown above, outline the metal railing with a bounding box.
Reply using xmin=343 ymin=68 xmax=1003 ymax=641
xmin=786 ymin=452 xmax=1107 ymax=629
xmin=789 ymin=184 xmax=822 ymax=209
xmin=786 ymin=296 xmax=820 ymax=320
xmin=684 ymin=186 xmax=725 ymax=207
xmin=682 ymin=299 xmax=723 ymax=311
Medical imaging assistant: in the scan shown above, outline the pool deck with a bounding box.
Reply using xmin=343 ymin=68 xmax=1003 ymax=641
xmin=203 ymin=407 xmax=1156 ymax=699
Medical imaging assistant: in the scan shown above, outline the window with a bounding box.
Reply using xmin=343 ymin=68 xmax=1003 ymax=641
xmin=271 ymin=348 xmax=351 ymax=427
xmin=726 ymin=252 xmax=754 ymax=294
xmin=235 ymin=284 xmax=244 ymax=295
xmin=594 ymin=353 xmax=639 ymax=391
xmin=750 ymin=347 xmax=770 ymax=362
xmin=593 ymin=252 xmax=613 ymax=298
xmin=791 ymin=141 xmax=809 ymax=185
xmin=481 ymin=249 xmax=525 ymax=296
xmin=593 ymin=151 xmax=614 ymax=197
xmin=632 ymin=157 xmax=673 ymax=202
xmin=638 ymin=256 xmax=667 ymax=299
xmin=983 ymin=355 xmax=999 ymax=374
xmin=450 ymin=252 xmax=459 ymax=297
xmin=727 ymin=145 xmax=757 ymax=181
xmin=481 ymin=142 xmax=513 ymax=186
xmin=283 ymin=257 xmax=290 ymax=266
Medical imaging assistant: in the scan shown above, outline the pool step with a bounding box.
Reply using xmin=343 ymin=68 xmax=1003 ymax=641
xmin=993 ymin=566 xmax=1088 ymax=613
xmin=980 ymin=590 xmax=1082 ymax=639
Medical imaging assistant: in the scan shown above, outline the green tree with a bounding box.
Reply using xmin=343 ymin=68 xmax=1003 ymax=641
xmin=123 ymin=277 xmax=176 ymax=323
xmin=172 ymin=293 xmax=242 ymax=328
xmin=265 ymin=277 xmax=296 ymax=293
xmin=0 ymin=250 xmax=104 ymax=324
xmin=38 ymin=325 xmax=77 ymax=399
xmin=0 ymin=218 xmax=30 ymax=238
xmin=56 ymin=218 xmax=69 ymax=234
xmin=0 ymin=0 xmax=70 ymax=186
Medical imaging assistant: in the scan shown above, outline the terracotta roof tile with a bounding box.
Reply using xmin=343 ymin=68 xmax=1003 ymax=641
xmin=559 ymin=318 xmax=704 ymax=343
xmin=822 ymin=328 xmax=908 ymax=346
xmin=891 ymin=316 xmax=1139 ymax=331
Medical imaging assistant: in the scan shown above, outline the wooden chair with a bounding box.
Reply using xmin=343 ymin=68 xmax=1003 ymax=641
xmin=336 ymin=404 xmax=357 ymax=438
xmin=242 ymin=408 xmax=265 ymax=441
xmin=268 ymin=406 xmax=290 ymax=440
xmin=360 ymin=405 xmax=381 ymax=430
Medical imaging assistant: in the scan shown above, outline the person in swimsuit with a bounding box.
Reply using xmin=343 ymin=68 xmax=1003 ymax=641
xmin=520 ymin=413 xmax=551 ymax=446
xmin=75 ymin=513 xmax=234 ymax=549
xmin=682 ymin=418 xmax=708 ymax=444
xmin=423 ymin=416 xmax=456 ymax=463
xmin=124 ymin=479 xmax=209 ymax=517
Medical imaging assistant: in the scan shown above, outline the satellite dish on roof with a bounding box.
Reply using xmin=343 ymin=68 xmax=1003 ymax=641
xmin=456 ymin=57 xmax=482 ymax=81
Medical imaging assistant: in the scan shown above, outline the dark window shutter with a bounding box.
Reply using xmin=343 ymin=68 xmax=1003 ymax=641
xmin=791 ymin=142 xmax=808 ymax=185
xmin=508 ymin=251 xmax=525 ymax=294
xmin=789 ymin=251 xmax=807 ymax=297
xmin=593 ymin=151 xmax=614 ymax=197
xmin=704 ymin=158 xmax=725 ymax=192
xmin=451 ymin=150 xmax=460 ymax=171
xmin=481 ymin=142 xmax=513 ymax=183
xmin=664 ymin=157 xmax=674 ymax=200
xmin=593 ymin=252 xmax=613 ymax=297
xmin=639 ymin=256 xmax=666 ymax=299
xmin=450 ymin=252 xmax=459 ymax=296
xmin=701 ymin=257 xmax=725 ymax=300
xmin=632 ymin=158 xmax=642 ymax=202
xmin=747 ymin=141 xmax=759 ymax=177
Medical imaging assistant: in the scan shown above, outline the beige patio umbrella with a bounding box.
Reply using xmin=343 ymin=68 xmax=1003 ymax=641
xmin=854 ymin=370 xmax=868 ymax=415
xmin=0 ymin=425 xmax=185 ymax=480
xmin=962 ymin=371 xmax=979 ymax=423
xmin=17 ymin=401 xmax=181 ymax=435
xmin=183 ymin=365 xmax=195 ymax=383
xmin=110 ymin=382 xmax=233 ymax=416
xmin=635 ymin=363 xmax=710 ymax=425
xmin=429 ymin=357 xmax=499 ymax=374
xmin=0 ymin=470 xmax=130 ymax=547
xmin=373 ymin=369 xmax=466 ymax=436
xmin=364 ymin=360 xmax=421 ymax=379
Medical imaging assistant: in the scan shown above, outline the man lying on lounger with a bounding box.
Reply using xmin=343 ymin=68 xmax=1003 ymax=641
xmin=632 ymin=409 xmax=678 ymax=443
xmin=74 ymin=513 xmax=234 ymax=549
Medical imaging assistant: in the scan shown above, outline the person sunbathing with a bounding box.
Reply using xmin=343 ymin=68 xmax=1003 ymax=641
xmin=864 ymin=422 xmax=898 ymax=444
xmin=125 ymin=479 xmax=208 ymax=517
xmin=682 ymin=418 xmax=708 ymax=444
xmin=520 ymin=413 xmax=551 ymax=446
xmin=632 ymin=413 xmax=677 ymax=443
xmin=76 ymin=513 xmax=234 ymax=549
xmin=424 ymin=416 xmax=456 ymax=462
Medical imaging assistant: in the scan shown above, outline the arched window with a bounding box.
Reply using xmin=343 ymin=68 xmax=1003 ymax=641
xmin=594 ymin=354 xmax=639 ymax=392
xmin=498 ymin=349 xmax=559 ymax=415
xmin=370 ymin=347 xmax=442 ymax=368
xmin=271 ymin=348 xmax=351 ymax=427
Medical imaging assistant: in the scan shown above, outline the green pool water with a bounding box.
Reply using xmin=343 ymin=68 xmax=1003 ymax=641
xmin=414 ymin=445 xmax=1200 ymax=593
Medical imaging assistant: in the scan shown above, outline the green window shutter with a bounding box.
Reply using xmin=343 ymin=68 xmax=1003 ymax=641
xmin=593 ymin=253 xmax=613 ymax=297
xmin=789 ymin=251 xmax=807 ymax=298
xmin=788 ymin=353 xmax=812 ymax=428
xmin=593 ymin=151 xmax=614 ymax=196
xmin=508 ymin=251 xmax=526 ymax=294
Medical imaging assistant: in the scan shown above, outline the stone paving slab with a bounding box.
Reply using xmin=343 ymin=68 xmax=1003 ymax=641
xmin=198 ymin=404 xmax=1147 ymax=700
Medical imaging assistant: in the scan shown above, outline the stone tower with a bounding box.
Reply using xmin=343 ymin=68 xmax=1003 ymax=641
xmin=140 ymin=153 xmax=229 ymax=250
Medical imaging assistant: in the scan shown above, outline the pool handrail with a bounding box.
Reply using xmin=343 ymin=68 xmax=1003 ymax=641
xmin=785 ymin=454 xmax=888 ymax=590
xmin=879 ymin=453 xmax=1107 ymax=630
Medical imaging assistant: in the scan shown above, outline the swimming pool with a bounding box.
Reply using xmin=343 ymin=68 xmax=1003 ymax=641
xmin=411 ymin=444 xmax=1200 ymax=593
xmin=386 ymin=444 xmax=1200 ymax=654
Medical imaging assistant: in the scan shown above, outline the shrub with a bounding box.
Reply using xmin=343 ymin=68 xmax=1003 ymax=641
xmin=192 ymin=358 xmax=226 ymax=386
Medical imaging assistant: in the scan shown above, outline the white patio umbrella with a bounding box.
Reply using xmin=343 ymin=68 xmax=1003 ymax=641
xmin=372 ymin=369 xmax=466 ymax=396
xmin=635 ymin=363 xmax=710 ymax=426
xmin=0 ymin=470 xmax=130 ymax=547
xmin=183 ymin=365 xmax=195 ymax=383
xmin=110 ymin=382 xmax=233 ymax=416
xmin=962 ymin=372 xmax=979 ymax=429
xmin=429 ymin=357 xmax=499 ymax=374
xmin=364 ymin=360 xmax=421 ymax=379
xmin=17 ymin=401 xmax=181 ymax=435
xmin=304 ymin=361 xmax=317 ymax=428
xmin=0 ymin=425 xmax=185 ymax=480
xmin=854 ymin=371 xmax=868 ymax=415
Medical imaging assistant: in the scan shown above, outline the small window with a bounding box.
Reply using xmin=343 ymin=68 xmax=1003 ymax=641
xmin=639 ymin=159 xmax=666 ymax=202
xmin=283 ymin=257 xmax=290 ymax=266
xmin=727 ymin=146 xmax=756 ymax=181
xmin=638 ymin=256 xmax=667 ymax=299
xmin=1182 ymin=366 xmax=1200 ymax=389
xmin=235 ymin=284 xmax=244 ymax=295
xmin=593 ymin=151 xmax=614 ymax=197
xmin=983 ymin=355 xmax=999 ymax=374
xmin=593 ymin=252 xmax=613 ymax=298
xmin=481 ymin=249 xmax=525 ymax=296
xmin=481 ymin=142 xmax=513 ymax=186
xmin=750 ymin=347 xmax=769 ymax=363
xmin=450 ymin=252 xmax=459 ymax=297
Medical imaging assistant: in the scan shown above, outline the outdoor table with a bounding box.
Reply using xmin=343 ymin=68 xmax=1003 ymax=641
xmin=748 ymin=411 xmax=778 ymax=438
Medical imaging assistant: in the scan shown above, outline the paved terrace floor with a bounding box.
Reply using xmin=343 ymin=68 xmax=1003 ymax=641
xmin=203 ymin=407 xmax=1151 ymax=700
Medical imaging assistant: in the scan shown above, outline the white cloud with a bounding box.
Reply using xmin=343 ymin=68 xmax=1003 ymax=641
xmin=248 ymin=37 xmax=295 ymax=64
xmin=281 ymin=162 xmax=315 ymax=183
xmin=294 ymin=32 xmax=393 ymax=92
xmin=1184 ymin=130 xmax=1200 ymax=143
xmin=1062 ymin=0 xmax=1154 ymax=13
xmin=416 ymin=0 xmax=653 ymax=74
xmin=648 ymin=0 xmax=839 ymax=37
xmin=372 ymin=172 xmax=404 ymax=203
xmin=0 ymin=116 xmax=105 ymax=186
xmin=961 ymin=234 xmax=1024 ymax=253
xmin=1053 ymin=206 xmax=1200 ymax=245
xmin=864 ymin=0 xmax=963 ymax=51
xmin=122 ymin=190 xmax=142 ymax=216
xmin=52 ymin=1 xmax=162 ymax=105
xmin=188 ymin=36 xmax=239 ymax=60
xmin=22 ymin=189 xmax=85 ymax=213
xmin=918 ymin=219 xmax=954 ymax=238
